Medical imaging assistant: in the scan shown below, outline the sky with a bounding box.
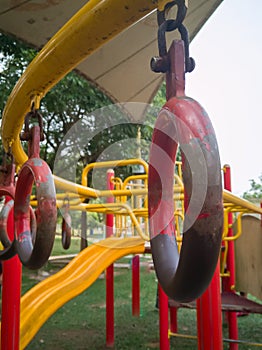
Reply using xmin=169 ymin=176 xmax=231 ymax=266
xmin=186 ymin=0 xmax=262 ymax=195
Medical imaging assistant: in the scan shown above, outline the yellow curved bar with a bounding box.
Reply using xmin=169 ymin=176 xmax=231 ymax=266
xmin=1 ymin=0 xmax=169 ymax=166
xmin=174 ymin=174 xmax=184 ymax=188
xmin=123 ymin=174 xmax=148 ymax=189
xmin=223 ymin=213 xmax=243 ymax=242
xmin=81 ymin=158 xmax=148 ymax=187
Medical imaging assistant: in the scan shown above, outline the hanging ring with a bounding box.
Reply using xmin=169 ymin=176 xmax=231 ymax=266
xmin=0 ymin=199 xmax=16 ymax=260
xmin=0 ymin=200 xmax=37 ymax=248
xmin=14 ymin=157 xmax=57 ymax=269
xmin=148 ymin=96 xmax=223 ymax=302
xmin=0 ymin=161 xmax=17 ymax=260
xmin=61 ymin=199 xmax=72 ymax=250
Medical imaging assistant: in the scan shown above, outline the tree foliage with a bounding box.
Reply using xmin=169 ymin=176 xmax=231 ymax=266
xmin=0 ymin=33 xmax=159 ymax=182
xmin=242 ymin=174 xmax=262 ymax=203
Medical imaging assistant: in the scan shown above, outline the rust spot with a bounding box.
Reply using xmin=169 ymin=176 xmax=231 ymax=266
xmin=27 ymin=18 xmax=35 ymax=24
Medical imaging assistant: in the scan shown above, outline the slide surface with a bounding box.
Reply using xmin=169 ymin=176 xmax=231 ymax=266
xmin=6 ymin=237 xmax=145 ymax=349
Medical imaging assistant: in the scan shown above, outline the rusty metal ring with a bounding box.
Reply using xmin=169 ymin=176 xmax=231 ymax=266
xmin=148 ymin=96 xmax=223 ymax=302
xmin=0 ymin=199 xmax=15 ymax=248
xmin=0 ymin=180 xmax=17 ymax=259
xmin=61 ymin=211 xmax=71 ymax=250
xmin=0 ymin=200 xmax=37 ymax=248
xmin=14 ymin=157 xmax=57 ymax=269
xmin=0 ymin=199 xmax=16 ymax=260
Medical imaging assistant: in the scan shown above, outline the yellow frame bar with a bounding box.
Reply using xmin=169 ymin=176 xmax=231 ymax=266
xmin=223 ymin=190 xmax=262 ymax=214
xmin=81 ymin=158 xmax=148 ymax=187
xmin=70 ymin=202 xmax=149 ymax=241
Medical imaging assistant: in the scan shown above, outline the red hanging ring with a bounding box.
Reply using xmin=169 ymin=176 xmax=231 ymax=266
xmin=0 ymin=159 xmax=17 ymax=259
xmin=0 ymin=200 xmax=36 ymax=248
xmin=15 ymin=123 xmax=57 ymax=269
xmin=0 ymin=200 xmax=16 ymax=260
xmin=148 ymin=98 xmax=223 ymax=302
xmin=148 ymin=40 xmax=223 ymax=302
xmin=61 ymin=199 xmax=71 ymax=250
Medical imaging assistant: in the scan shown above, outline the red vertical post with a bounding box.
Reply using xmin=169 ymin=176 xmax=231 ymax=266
xmin=106 ymin=169 xmax=114 ymax=347
xmin=197 ymin=263 xmax=223 ymax=350
xmin=159 ymin=284 xmax=170 ymax=350
xmin=169 ymin=307 xmax=178 ymax=333
xmin=223 ymin=164 xmax=238 ymax=350
xmin=132 ymin=255 xmax=140 ymax=316
xmin=1 ymin=197 xmax=22 ymax=350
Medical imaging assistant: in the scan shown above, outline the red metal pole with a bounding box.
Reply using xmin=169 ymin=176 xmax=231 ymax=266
xmin=1 ymin=197 xmax=22 ymax=350
xmin=106 ymin=169 xmax=114 ymax=347
xmin=132 ymin=254 xmax=140 ymax=316
xmin=223 ymin=165 xmax=238 ymax=350
xmin=159 ymin=284 xmax=170 ymax=350
xmin=196 ymin=263 xmax=223 ymax=350
xmin=169 ymin=307 xmax=178 ymax=333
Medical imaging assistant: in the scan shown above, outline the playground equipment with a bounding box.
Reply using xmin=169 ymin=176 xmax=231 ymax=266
xmin=166 ymin=165 xmax=262 ymax=349
xmin=0 ymin=1 xmax=261 ymax=349
xmin=0 ymin=157 xmax=261 ymax=349
xmin=234 ymin=215 xmax=262 ymax=301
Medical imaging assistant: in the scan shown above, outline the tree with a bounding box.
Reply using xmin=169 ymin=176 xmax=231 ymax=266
xmin=242 ymin=174 xmax=262 ymax=203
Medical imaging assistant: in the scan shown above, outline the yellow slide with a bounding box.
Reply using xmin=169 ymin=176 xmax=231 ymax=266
xmin=7 ymin=237 xmax=145 ymax=349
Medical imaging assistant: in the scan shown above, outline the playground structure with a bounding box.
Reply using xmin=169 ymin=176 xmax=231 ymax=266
xmin=1 ymin=157 xmax=262 ymax=349
xmin=0 ymin=1 xmax=261 ymax=349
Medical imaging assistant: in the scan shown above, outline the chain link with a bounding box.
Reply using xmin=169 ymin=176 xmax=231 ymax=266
xmin=151 ymin=0 xmax=195 ymax=74
xmin=20 ymin=106 xmax=44 ymax=142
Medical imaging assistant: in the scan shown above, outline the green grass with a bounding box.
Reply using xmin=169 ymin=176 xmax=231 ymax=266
xmin=51 ymin=235 xmax=83 ymax=256
xmin=19 ymin=237 xmax=262 ymax=349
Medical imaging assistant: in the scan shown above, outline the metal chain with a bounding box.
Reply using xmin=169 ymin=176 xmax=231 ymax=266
xmin=151 ymin=0 xmax=195 ymax=73
xmin=157 ymin=0 xmax=187 ymax=28
xmin=20 ymin=104 xmax=44 ymax=142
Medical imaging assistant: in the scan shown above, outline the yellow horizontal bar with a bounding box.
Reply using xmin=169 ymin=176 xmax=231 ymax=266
xmin=73 ymin=202 xmax=149 ymax=240
xmin=30 ymin=174 xmax=262 ymax=216
xmin=1 ymin=0 xmax=170 ymax=166
xmin=54 ymin=176 xmax=99 ymax=199
xmin=60 ymin=183 xmax=261 ymax=215
xmin=34 ymin=179 xmax=261 ymax=215
xmin=223 ymin=190 xmax=262 ymax=214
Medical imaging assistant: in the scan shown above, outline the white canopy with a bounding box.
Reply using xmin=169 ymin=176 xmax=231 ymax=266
xmin=0 ymin=1 xmax=222 ymax=118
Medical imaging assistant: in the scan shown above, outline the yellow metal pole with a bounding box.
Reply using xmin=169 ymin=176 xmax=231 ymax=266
xmin=223 ymin=190 xmax=262 ymax=214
